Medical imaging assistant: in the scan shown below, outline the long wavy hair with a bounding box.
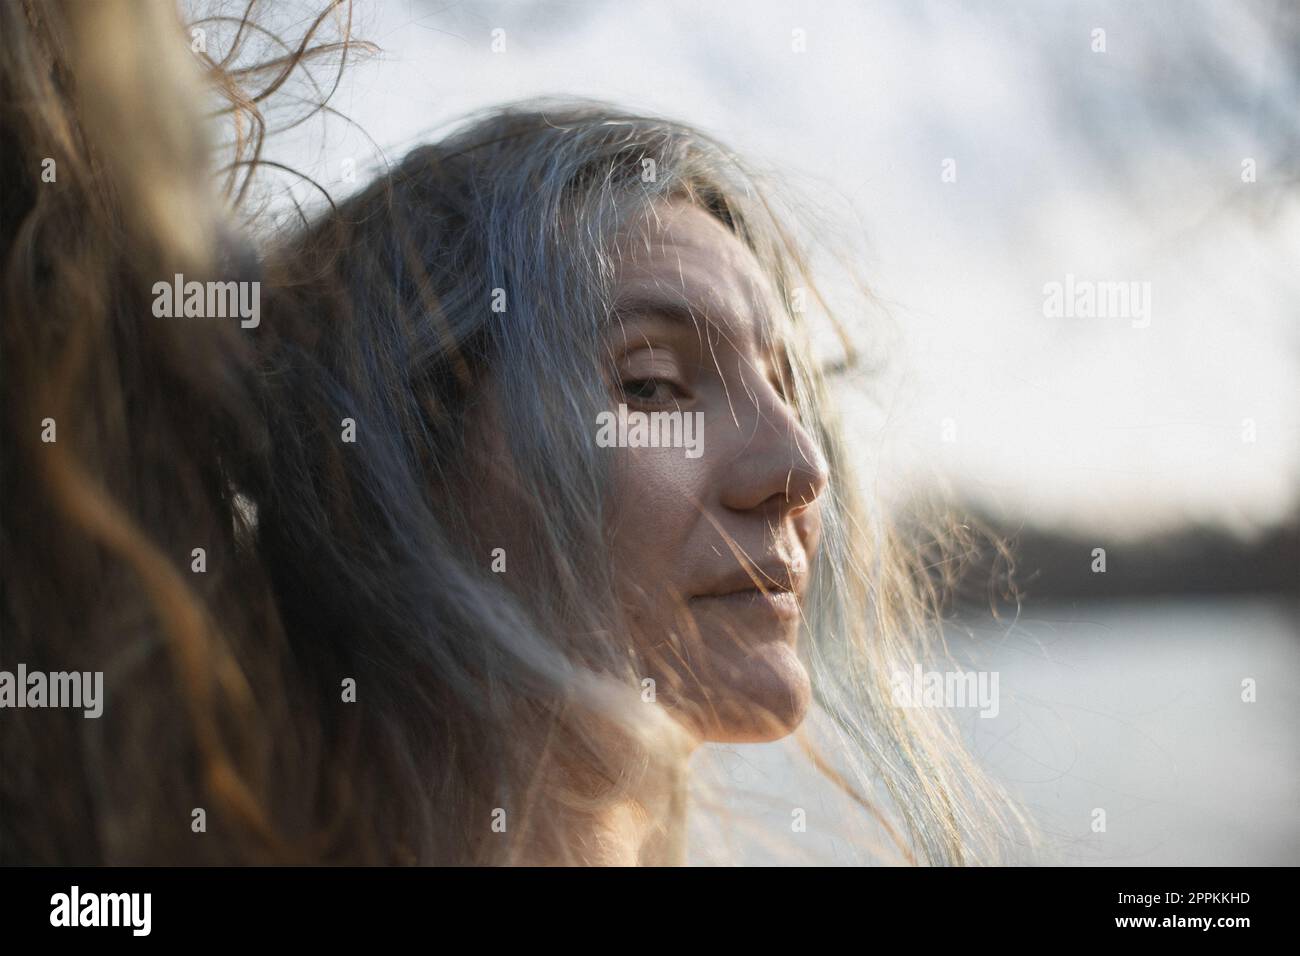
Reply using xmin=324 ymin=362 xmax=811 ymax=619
xmin=0 ymin=0 xmax=360 ymax=864
xmin=2 ymin=0 xmax=1029 ymax=865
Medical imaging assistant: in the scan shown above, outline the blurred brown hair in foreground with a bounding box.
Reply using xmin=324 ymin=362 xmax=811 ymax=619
xmin=0 ymin=0 xmax=366 ymax=864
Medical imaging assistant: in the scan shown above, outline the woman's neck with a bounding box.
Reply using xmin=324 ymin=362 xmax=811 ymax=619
xmin=617 ymin=779 xmax=689 ymax=866
xmin=546 ymin=749 xmax=691 ymax=866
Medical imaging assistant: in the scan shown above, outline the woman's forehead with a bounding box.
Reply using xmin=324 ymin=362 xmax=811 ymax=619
xmin=612 ymin=201 xmax=786 ymax=349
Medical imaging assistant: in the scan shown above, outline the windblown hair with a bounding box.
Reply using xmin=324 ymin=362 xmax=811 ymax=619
xmin=260 ymin=101 xmax=1033 ymax=865
xmin=1 ymin=0 xmax=1028 ymax=865
xmin=0 ymin=0 xmax=360 ymax=864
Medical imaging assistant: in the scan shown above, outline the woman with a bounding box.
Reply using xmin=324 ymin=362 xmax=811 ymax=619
xmin=2 ymin=0 xmax=1024 ymax=865
xmin=257 ymin=101 xmax=1030 ymax=865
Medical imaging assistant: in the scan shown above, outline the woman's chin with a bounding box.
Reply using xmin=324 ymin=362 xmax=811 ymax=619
xmin=674 ymin=642 xmax=812 ymax=744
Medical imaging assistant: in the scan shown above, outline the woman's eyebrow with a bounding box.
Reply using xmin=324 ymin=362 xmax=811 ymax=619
xmin=610 ymin=288 xmax=755 ymax=351
xmin=611 ymin=290 xmax=705 ymax=330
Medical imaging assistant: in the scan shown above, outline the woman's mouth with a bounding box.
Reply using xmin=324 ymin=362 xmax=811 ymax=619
xmin=690 ymin=586 xmax=801 ymax=621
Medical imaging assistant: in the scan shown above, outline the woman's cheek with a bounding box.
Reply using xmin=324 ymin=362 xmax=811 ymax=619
xmin=610 ymin=443 xmax=710 ymax=604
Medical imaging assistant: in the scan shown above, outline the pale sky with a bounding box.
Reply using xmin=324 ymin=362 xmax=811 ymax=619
xmin=221 ymin=0 xmax=1300 ymax=537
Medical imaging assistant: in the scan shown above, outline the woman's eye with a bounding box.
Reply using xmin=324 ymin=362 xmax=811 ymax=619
xmin=621 ymin=377 xmax=675 ymax=404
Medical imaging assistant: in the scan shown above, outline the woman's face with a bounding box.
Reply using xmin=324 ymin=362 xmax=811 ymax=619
xmin=606 ymin=200 xmax=829 ymax=744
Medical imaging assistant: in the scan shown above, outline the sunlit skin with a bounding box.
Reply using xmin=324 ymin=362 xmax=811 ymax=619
xmin=606 ymin=200 xmax=829 ymax=747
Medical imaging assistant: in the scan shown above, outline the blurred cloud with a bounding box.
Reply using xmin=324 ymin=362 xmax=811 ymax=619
xmin=241 ymin=0 xmax=1300 ymax=536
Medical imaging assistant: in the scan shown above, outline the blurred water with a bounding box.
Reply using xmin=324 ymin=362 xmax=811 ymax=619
xmin=691 ymin=596 xmax=1300 ymax=865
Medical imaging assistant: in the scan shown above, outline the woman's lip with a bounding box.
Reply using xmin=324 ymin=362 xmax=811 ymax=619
xmin=690 ymin=588 xmax=802 ymax=620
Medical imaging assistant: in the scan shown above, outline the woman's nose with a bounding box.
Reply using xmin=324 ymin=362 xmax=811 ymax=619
xmin=719 ymin=387 xmax=829 ymax=517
